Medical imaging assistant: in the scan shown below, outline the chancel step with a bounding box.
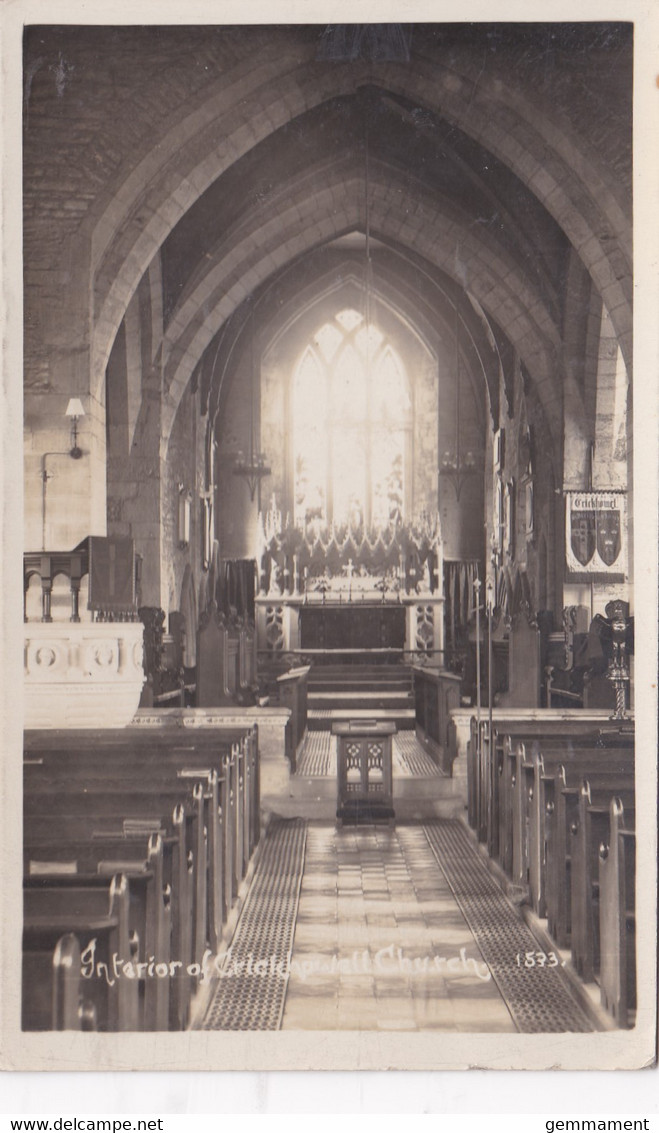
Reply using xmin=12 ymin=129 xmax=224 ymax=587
xmin=307 ymin=662 xmax=415 ymax=728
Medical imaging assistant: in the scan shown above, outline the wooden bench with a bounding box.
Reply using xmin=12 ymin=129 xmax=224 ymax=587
xmin=570 ymin=780 xmax=635 ymax=983
xmin=544 ymin=764 xmax=634 ymax=949
xmin=467 ymin=712 xmax=632 ymax=851
xmin=23 ymin=726 xmax=260 ymax=1030
xmin=497 ymin=730 xmax=631 ymax=885
xmin=22 ymin=931 xmax=95 ymax=1031
xmin=27 ymin=748 xmax=249 ymax=949
xmin=599 ymin=798 xmax=636 ymax=1028
xmin=25 ymin=725 xmax=260 ymax=897
xmin=23 ymin=873 xmax=137 ymax=1031
xmin=26 ymin=831 xmax=172 ymax=1031
xmin=528 ymin=751 xmax=634 ymax=920
xmin=25 ymin=802 xmax=194 ymax=1029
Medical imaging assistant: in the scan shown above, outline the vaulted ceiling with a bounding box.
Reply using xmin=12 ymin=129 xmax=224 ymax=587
xmin=23 ymin=23 xmax=633 ymax=456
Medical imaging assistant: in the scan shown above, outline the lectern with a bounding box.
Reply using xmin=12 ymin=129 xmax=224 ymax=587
xmin=333 ymin=719 xmax=396 ymax=826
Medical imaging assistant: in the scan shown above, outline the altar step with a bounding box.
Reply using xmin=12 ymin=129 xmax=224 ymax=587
xmin=309 ymin=690 xmax=413 ymax=708
xmin=310 ymin=675 xmax=412 ymax=693
xmin=307 ymin=662 xmax=414 ymax=726
xmin=308 ymin=663 xmax=412 ymax=684
xmin=308 ymin=707 xmax=416 ymax=730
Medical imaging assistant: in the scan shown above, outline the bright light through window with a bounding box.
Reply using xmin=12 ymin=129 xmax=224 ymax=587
xmin=293 ymin=310 xmax=410 ymax=528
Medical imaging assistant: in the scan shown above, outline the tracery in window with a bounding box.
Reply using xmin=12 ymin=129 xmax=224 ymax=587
xmin=293 ymin=310 xmax=411 ymax=528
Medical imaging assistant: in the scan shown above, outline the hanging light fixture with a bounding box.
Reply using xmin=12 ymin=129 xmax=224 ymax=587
xmin=439 ymin=298 xmax=479 ymax=501
xmin=233 ymin=306 xmax=271 ymax=501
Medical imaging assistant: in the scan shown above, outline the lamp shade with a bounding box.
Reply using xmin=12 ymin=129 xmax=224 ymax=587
xmin=65 ymin=398 xmax=85 ymax=418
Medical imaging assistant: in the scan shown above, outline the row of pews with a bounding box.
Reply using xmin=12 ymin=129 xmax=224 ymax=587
xmin=467 ymin=714 xmax=635 ymax=1028
xmin=23 ymin=726 xmax=260 ymax=1032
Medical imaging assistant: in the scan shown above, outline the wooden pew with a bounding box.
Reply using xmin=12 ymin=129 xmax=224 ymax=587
xmin=23 ymin=873 xmax=137 ymax=1031
xmin=22 ymin=931 xmax=96 ymax=1031
xmin=569 ymin=780 xmax=635 ymax=983
xmin=526 ymin=748 xmax=634 ymax=918
xmin=599 ymin=798 xmax=636 ymax=1028
xmin=499 ymin=733 xmax=589 ymax=878
xmin=544 ymin=763 xmax=634 ymax=949
xmin=25 ymin=782 xmax=207 ymax=948
xmin=24 ymin=784 xmax=200 ymax=1029
xmin=25 ymin=808 xmax=193 ymax=1029
xmin=24 ymin=724 xmax=260 ymax=866
xmin=25 ymin=832 xmax=172 ymax=1031
xmin=467 ymin=716 xmax=494 ymax=843
xmin=23 ymin=726 xmax=259 ymax=1029
xmin=497 ymin=731 xmax=631 ymax=885
xmin=468 ymin=711 xmax=632 ymax=856
xmin=25 ymin=731 xmax=259 ymax=941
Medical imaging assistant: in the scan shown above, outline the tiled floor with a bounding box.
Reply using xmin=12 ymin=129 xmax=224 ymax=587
xmin=204 ymin=817 xmax=594 ymax=1033
xmin=280 ymin=823 xmax=516 ymax=1032
xmin=296 ymin=731 xmax=440 ymax=779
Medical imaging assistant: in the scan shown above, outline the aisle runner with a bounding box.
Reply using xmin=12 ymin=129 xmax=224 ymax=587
xmin=395 ymin=732 xmax=441 ymax=777
xmin=296 ymin=732 xmax=440 ymax=778
xmin=423 ymin=821 xmax=594 ymax=1033
xmin=296 ymin=732 xmax=335 ymax=777
xmin=204 ymin=818 xmax=307 ymax=1030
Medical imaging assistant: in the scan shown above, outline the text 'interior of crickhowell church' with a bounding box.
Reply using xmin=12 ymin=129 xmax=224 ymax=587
xmin=21 ymin=23 xmax=639 ymax=1042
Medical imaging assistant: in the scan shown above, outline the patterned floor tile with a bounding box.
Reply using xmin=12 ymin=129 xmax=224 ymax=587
xmin=205 ymin=817 xmax=597 ymax=1034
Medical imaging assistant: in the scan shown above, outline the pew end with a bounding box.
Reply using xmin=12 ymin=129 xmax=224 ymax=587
xmin=599 ymin=798 xmax=636 ymax=1028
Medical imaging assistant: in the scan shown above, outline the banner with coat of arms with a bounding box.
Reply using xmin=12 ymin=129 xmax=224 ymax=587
xmin=565 ymin=491 xmax=627 ymax=580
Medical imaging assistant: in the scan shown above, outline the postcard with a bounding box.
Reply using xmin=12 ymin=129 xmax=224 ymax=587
xmin=2 ymin=0 xmax=657 ymax=1080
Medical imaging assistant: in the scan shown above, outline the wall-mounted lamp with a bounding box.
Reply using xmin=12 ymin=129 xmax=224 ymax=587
xmin=65 ymin=398 xmax=85 ymax=459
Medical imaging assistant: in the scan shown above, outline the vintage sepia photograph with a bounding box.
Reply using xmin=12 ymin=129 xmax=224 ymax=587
xmin=2 ymin=2 xmax=657 ymax=1079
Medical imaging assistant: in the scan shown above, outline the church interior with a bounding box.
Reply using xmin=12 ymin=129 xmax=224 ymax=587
xmin=19 ymin=22 xmax=641 ymax=1043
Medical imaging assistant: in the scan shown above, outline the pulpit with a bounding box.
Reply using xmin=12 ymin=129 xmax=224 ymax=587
xmin=333 ymin=720 xmax=396 ymax=826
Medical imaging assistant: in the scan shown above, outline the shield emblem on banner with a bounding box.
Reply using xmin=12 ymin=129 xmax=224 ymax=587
xmin=596 ymin=508 xmax=621 ymax=567
xmin=570 ymin=511 xmax=596 ymax=566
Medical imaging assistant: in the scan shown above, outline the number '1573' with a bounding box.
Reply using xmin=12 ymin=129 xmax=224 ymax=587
xmin=516 ymin=951 xmax=559 ymax=967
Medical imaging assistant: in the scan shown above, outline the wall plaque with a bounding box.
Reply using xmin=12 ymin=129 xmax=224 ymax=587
xmin=565 ymin=491 xmax=627 ymax=581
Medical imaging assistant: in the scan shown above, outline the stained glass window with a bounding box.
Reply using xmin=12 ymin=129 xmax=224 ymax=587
xmin=293 ymin=310 xmax=410 ymax=527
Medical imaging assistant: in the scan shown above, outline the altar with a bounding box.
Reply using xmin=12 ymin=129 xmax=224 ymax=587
xmin=253 ymin=502 xmax=446 ymax=662
xmin=300 ymin=602 xmax=406 ymax=652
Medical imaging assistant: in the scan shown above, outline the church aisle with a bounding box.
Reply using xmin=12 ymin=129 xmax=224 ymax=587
xmin=203 ymin=818 xmax=596 ymax=1033
xmin=295 ymin=730 xmax=440 ymax=779
xmin=280 ymin=822 xmax=516 ymax=1032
